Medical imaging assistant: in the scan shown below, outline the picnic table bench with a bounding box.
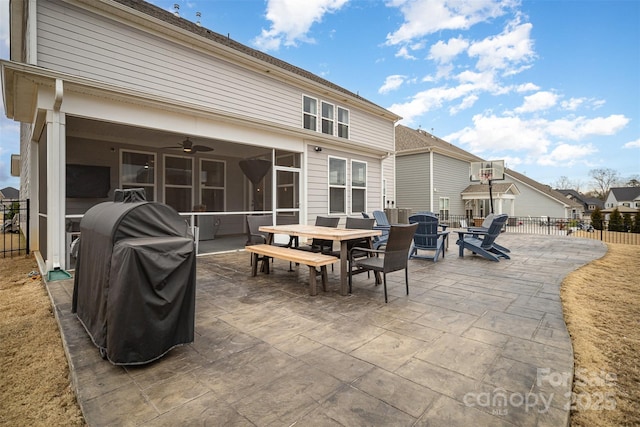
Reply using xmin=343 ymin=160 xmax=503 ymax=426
xmin=244 ymin=244 xmax=338 ymax=296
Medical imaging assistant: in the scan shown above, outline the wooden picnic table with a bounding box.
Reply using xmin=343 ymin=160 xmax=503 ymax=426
xmin=259 ymin=224 xmax=382 ymax=296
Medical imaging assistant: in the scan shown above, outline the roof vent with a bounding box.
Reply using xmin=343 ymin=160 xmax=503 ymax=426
xmin=173 ymin=4 xmax=179 ymax=16
xmin=196 ymin=11 xmax=201 ymax=26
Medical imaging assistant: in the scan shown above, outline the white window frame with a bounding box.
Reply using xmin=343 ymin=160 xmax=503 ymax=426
xmin=163 ymin=154 xmax=194 ymax=212
xmin=120 ymin=149 xmax=156 ymax=201
xmin=439 ymin=197 xmax=450 ymax=221
xmin=321 ymin=101 xmax=334 ymax=136
xmin=328 ymin=156 xmax=347 ymax=215
xmin=337 ymin=106 xmax=349 ymax=139
xmin=303 ymin=95 xmax=318 ymax=131
xmin=199 ymin=158 xmax=226 ymax=212
xmin=350 ymin=160 xmax=367 ymax=214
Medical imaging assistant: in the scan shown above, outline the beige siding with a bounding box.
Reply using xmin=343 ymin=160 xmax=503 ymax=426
xmin=432 ymin=154 xmax=472 ymax=216
xmin=306 ymin=144 xmax=382 ymax=225
xmin=504 ymin=176 xmax=567 ymax=217
xmin=36 ymin=0 xmax=394 ymax=150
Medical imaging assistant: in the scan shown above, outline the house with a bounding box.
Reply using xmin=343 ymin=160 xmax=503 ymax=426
xmin=604 ymin=187 xmax=640 ymax=211
xmin=2 ymin=0 xmax=400 ymax=272
xmin=395 ymin=125 xmax=583 ymax=221
xmin=556 ymin=189 xmax=604 ymax=216
xmin=1 ymin=186 xmax=20 ymax=214
xmin=602 ymin=187 xmax=640 ymax=218
xmin=0 ymin=186 xmax=19 ymax=203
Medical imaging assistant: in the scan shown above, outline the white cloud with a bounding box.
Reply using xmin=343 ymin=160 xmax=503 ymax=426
xmin=514 ymin=91 xmax=558 ymax=113
xmin=378 ymin=75 xmax=406 ymax=94
xmin=385 ymin=0 xmax=514 ymax=45
xmin=395 ymin=46 xmax=416 ymax=60
xmin=467 ymin=19 xmax=535 ymax=73
xmin=445 ymin=112 xmax=629 ymax=168
xmin=561 ymin=97 xmax=585 ymax=111
xmin=449 ymin=94 xmax=479 ymax=115
xmin=253 ymin=0 xmax=349 ymax=51
xmin=538 ymin=143 xmax=598 ymax=167
xmin=516 ymin=83 xmax=539 ymax=92
xmin=428 ymin=36 xmax=469 ymax=64
xmin=623 ymin=138 xmax=640 ymax=149
xmin=389 ymin=83 xmax=476 ymax=124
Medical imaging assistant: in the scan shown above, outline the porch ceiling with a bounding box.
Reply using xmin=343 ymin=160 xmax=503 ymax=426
xmin=66 ymin=116 xmax=272 ymax=159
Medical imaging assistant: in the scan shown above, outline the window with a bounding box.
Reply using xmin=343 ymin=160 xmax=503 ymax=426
xmin=303 ymin=96 xmax=317 ymax=131
xmin=338 ymin=107 xmax=349 ymax=139
xmin=439 ymin=197 xmax=450 ymax=221
xmin=200 ymin=159 xmax=225 ymax=211
xmin=329 ymin=157 xmax=346 ymax=214
xmin=303 ymin=96 xmax=348 ymax=138
xmin=121 ymin=150 xmax=156 ymax=201
xmin=351 ymin=160 xmax=366 ymax=214
xmin=164 ymin=155 xmax=193 ymax=212
xmin=321 ymin=102 xmax=334 ymax=135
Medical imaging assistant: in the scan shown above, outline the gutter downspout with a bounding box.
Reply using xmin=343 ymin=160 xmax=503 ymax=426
xmin=429 ymin=150 xmax=434 ymax=213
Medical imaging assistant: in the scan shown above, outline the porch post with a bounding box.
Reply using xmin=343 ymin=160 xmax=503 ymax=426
xmin=45 ymin=79 xmax=67 ymax=271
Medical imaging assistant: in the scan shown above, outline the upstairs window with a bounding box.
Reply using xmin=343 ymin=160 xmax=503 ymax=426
xmin=303 ymin=96 xmax=317 ymax=131
xmin=338 ymin=107 xmax=349 ymax=139
xmin=321 ymin=102 xmax=334 ymax=135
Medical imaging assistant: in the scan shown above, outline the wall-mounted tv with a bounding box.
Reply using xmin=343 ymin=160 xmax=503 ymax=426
xmin=66 ymin=164 xmax=111 ymax=198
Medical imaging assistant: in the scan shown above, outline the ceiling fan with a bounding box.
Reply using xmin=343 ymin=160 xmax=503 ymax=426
xmin=168 ymin=137 xmax=214 ymax=154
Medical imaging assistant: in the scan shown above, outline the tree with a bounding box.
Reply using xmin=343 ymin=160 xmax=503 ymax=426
xmin=627 ymin=175 xmax=640 ymax=187
xmin=608 ymin=208 xmax=624 ymax=232
xmin=591 ymin=206 xmax=604 ymax=230
xmin=589 ymin=168 xmax=620 ymax=200
xmin=623 ymin=213 xmax=633 ymax=232
xmin=633 ymin=211 xmax=640 ymax=234
xmin=553 ymin=176 xmax=574 ymax=190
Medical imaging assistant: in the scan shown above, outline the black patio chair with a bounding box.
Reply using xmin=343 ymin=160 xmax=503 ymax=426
xmin=348 ymin=223 xmax=418 ymax=303
xmin=298 ymin=216 xmax=340 ymax=254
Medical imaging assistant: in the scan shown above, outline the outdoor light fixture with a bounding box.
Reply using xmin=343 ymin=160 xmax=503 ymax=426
xmin=314 ymin=146 xmax=322 ymax=152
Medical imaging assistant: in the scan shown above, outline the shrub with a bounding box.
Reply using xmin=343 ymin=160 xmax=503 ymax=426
xmin=608 ymin=208 xmax=624 ymax=232
xmin=623 ymin=213 xmax=633 ymax=232
xmin=633 ymin=211 xmax=640 ymax=234
xmin=591 ymin=207 xmax=604 ymax=230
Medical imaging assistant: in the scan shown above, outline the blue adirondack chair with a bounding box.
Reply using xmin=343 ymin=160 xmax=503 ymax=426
xmin=370 ymin=210 xmax=391 ymax=249
xmin=466 ymin=213 xmax=510 ymax=253
xmin=408 ymin=213 xmax=448 ymax=262
xmin=456 ymin=214 xmax=510 ymax=262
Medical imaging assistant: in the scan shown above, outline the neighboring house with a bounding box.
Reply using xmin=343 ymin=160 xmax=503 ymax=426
xmin=1 ymin=186 xmax=20 ymax=215
xmin=602 ymin=187 xmax=640 ymax=218
xmin=395 ymin=125 xmax=583 ymax=221
xmin=604 ymin=187 xmax=640 ymax=211
xmin=2 ymin=0 xmax=400 ymax=272
xmin=556 ymin=189 xmax=604 ymax=216
xmin=0 ymin=186 xmax=19 ymax=203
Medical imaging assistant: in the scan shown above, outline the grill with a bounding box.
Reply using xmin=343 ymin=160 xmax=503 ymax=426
xmin=72 ymin=189 xmax=196 ymax=365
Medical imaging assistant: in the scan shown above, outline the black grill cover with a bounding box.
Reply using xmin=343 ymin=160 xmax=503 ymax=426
xmin=72 ymin=198 xmax=196 ymax=365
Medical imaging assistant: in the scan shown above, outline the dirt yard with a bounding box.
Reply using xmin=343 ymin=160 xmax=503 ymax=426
xmin=0 ymin=238 xmax=638 ymax=426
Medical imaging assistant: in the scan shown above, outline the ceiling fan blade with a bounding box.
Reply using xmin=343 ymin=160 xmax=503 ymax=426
xmin=193 ymin=145 xmax=214 ymax=152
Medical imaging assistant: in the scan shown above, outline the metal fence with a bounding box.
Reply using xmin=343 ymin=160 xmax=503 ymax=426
xmin=438 ymin=214 xmax=640 ymax=246
xmin=1 ymin=199 xmax=30 ymax=257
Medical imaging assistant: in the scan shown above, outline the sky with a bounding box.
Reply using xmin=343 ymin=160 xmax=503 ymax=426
xmin=1 ymin=0 xmax=638 ymax=193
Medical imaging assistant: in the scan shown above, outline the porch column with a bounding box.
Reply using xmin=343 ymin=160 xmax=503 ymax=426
xmin=497 ymin=197 xmax=503 ymax=214
xmin=45 ymin=79 xmax=66 ymax=271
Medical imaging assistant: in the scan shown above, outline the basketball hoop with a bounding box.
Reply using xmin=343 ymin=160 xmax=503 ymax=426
xmin=479 ymin=168 xmax=493 ymax=184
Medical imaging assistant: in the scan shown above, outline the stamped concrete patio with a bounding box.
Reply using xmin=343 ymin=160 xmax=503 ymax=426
xmin=46 ymin=233 xmax=606 ymax=426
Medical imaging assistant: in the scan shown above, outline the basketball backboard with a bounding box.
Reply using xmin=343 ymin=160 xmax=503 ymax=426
xmin=470 ymin=160 xmax=505 ymax=182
